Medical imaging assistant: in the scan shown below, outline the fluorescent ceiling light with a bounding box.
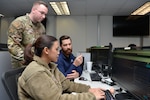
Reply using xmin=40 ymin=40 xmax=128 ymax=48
xmin=131 ymin=2 xmax=150 ymax=15
xmin=50 ymin=1 xmax=70 ymax=15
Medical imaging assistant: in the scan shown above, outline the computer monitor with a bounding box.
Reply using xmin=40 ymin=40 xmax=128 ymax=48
xmin=111 ymin=50 xmax=150 ymax=100
xmin=90 ymin=43 xmax=112 ymax=75
xmin=91 ymin=47 xmax=110 ymax=65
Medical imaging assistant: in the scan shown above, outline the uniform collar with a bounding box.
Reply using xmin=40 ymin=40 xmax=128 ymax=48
xmin=26 ymin=13 xmax=40 ymax=28
xmin=33 ymin=55 xmax=57 ymax=71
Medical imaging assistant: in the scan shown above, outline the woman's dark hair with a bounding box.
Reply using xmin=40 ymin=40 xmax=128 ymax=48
xmin=24 ymin=35 xmax=57 ymax=65
xmin=59 ymin=35 xmax=71 ymax=46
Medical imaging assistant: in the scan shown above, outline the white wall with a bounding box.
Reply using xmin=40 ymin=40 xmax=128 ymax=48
xmin=1 ymin=15 xmax=150 ymax=54
xmin=46 ymin=16 xmax=98 ymax=55
xmin=46 ymin=16 xmax=56 ymax=36
xmin=143 ymin=36 xmax=150 ymax=46
xmin=56 ymin=16 xmax=98 ymax=54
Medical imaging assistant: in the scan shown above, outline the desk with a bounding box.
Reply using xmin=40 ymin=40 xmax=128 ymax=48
xmin=75 ymin=71 xmax=120 ymax=91
xmin=74 ymin=71 xmax=135 ymax=99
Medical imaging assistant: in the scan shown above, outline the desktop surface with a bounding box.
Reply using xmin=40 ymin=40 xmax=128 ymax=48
xmin=75 ymin=70 xmax=119 ymax=90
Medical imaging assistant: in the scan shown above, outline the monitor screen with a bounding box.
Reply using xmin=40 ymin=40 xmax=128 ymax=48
xmin=113 ymin=15 xmax=149 ymax=37
xmin=91 ymin=47 xmax=110 ymax=65
xmin=90 ymin=46 xmax=112 ymax=76
xmin=111 ymin=54 xmax=150 ymax=100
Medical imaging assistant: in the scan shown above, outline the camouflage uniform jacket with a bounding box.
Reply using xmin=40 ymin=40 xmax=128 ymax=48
xmin=7 ymin=14 xmax=45 ymax=68
xmin=18 ymin=55 xmax=96 ymax=100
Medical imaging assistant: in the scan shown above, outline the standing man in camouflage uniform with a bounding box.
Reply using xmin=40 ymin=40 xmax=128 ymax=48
xmin=7 ymin=1 xmax=48 ymax=68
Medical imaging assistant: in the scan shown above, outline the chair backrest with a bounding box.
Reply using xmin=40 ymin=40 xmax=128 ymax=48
xmin=1 ymin=67 xmax=25 ymax=100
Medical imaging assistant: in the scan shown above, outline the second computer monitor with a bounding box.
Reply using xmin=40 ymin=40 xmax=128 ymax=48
xmin=90 ymin=45 xmax=112 ymax=75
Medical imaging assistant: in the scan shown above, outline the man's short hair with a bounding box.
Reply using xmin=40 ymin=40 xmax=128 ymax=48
xmin=59 ymin=35 xmax=71 ymax=46
xmin=33 ymin=0 xmax=48 ymax=8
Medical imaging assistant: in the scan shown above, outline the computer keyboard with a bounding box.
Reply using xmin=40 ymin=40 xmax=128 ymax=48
xmin=105 ymin=90 xmax=116 ymax=100
xmin=90 ymin=72 xmax=102 ymax=81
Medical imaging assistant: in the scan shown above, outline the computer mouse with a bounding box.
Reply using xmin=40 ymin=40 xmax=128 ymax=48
xmin=79 ymin=77 xmax=87 ymax=81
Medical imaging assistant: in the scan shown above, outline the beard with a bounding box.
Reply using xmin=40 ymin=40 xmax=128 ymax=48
xmin=63 ymin=48 xmax=72 ymax=56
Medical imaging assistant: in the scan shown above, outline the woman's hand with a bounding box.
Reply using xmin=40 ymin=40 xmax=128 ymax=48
xmin=88 ymin=88 xmax=105 ymax=100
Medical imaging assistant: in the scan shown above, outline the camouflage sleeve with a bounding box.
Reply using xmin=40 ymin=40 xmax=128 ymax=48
xmin=7 ymin=19 xmax=25 ymax=61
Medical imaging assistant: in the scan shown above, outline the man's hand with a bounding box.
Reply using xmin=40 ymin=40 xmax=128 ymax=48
xmin=66 ymin=70 xmax=79 ymax=79
xmin=73 ymin=55 xmax=83 ymax=67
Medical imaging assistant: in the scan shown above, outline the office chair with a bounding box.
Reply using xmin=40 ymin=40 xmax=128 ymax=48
xmin=1 ymin=67 xmax=25 ymax=100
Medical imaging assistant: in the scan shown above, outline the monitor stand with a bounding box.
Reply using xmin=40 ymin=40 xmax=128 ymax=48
xmin=115 ymin=93 xmax=138 ymax=100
